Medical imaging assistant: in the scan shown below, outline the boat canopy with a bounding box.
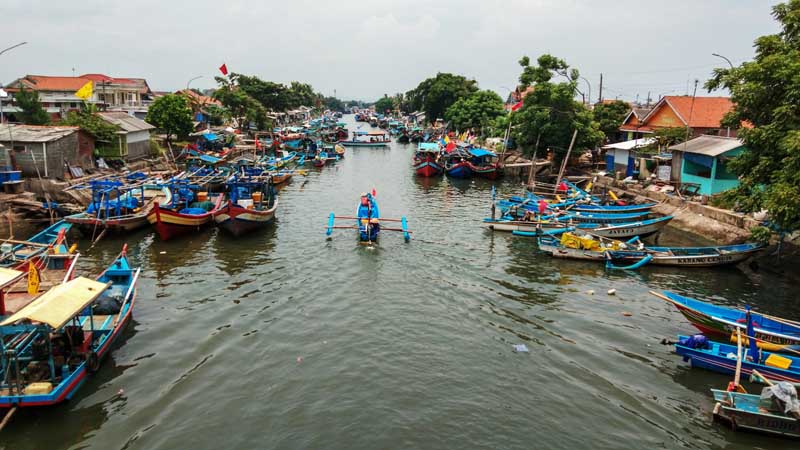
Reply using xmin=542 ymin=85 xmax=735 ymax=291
xmin=368 ymin=131 xmax=386 ymax=136
xmin=0 ymin=277 xmax=111 ymax=329
xmin=0 ymin=267 xmax=25 ymax=289
xmin=418 ymin=143 xmax=440 ymax=151
xmin=201 ymin=133 xmax=218 ymax=141
xmin=469 ymin=148 xmax=496 ymax=157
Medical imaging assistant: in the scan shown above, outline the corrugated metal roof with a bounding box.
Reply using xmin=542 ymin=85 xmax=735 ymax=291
xmin=0 ymin=125 xmax=78 ymax=142
xmin=669 ymin=135 xmax=744 ymax=157
xmin=97 ymin=112 xmax=155 ymax=132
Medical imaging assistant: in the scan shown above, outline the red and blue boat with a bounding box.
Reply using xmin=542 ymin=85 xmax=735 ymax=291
xmin=147 ymin=180 xmax=226 ymax=241
xmin=466 ymin=148 xmax=500 ymax=179
xmin=412 ymin=142 xmax=443 ymax=177
xmin=0 ymin=246 xmax=139 ymax=410
xmin=214 ymin=177 xmax=278 ymax=237
xmin=443 ymin=149 xmax=472 ymax=178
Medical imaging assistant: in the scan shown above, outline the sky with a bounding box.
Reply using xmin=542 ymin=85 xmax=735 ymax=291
xmin=1 ymin=0 xmax=783 ymax=103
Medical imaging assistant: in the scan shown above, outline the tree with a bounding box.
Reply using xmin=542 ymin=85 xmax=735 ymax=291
xmin=213 ymin=76 xmax=269 ymax=130
xmin=706 ymin=0 xmax=800 ymax=232
xmin=444 ymin=90 xmax=504 ymax=134
xmin=203 ymin=104 xmax=230 ymax=126
xmin=406 ymin=73 xmax=478 ymax=122
xmin=15 ymin=88 xmax=50 ymax=125
xmin=511 ymin=54 xmax=603 ymax=156
xmin=233 ymin=73 xmax=291 ymax=111
xmin=60 ymin=102 xmax=118 ymax=144
xmin=592 ymin=100 xmax=629 ymax=142
xmin=374 ymin=95 xmax=394 ymax=114
xmin=286 ymin=82 xmax=317 ymax=108
xmin=146 ymin=94 xmax=193 ymax=143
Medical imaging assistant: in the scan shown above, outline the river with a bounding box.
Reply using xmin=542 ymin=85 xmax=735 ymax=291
xmin=3 ymin=114 xmax=797 ymax=450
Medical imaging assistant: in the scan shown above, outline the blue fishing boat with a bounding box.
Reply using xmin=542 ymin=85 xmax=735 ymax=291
xmin=0 ymin=246 xmax=140 ymax=410
xmin=652 ymin=291 xmax=800 ymax=352
xmin=442 ymin=150 xmax=472 ymax=178
xmin=488 ymin=215 xmax=673 ymax=239
xmin=570 ymin=203 xmax=658 ymax=214
xmin=711 ymin=388 xmax=800 ymax=438
xmin=674 ymin=334 xmax=800 ymax=383
xmin=1 ymin=220 xmax=74 ymax=271
xmin=326 ymin=191 xmax=411 ymax=243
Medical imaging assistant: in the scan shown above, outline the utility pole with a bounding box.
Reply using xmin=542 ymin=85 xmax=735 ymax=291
xmin=684 ymin=79 xmax=699 ymax=145
xmin=646 ymin=91 xmax=651 ymax=107
xmin=598 ymin=73 xmax=603 ymax=104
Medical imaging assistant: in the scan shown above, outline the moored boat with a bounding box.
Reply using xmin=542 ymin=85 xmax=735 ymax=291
xmin=711 ymin=388 xmax=800 ymax=438
xmin=214 ymin=177 xmax=278 ymax=237
xmin=442 ymin=150 xmax=472 ymax=178
xmin=413 ymin=142 xmax=443 ymax=177
xmin=0 ymin=246 xmax=139 ymax=410
xmin=146 ymin=181 xmax=225 ymax=241
xmin=341 ymin=131 xmax=390 ymax=147
xmin=65 ymin=182 xmax=171 ymax=234
xmin=466 ymin=148 xmax=500 ymax=179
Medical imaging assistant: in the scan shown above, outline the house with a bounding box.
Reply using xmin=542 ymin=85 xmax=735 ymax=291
xmin=0 ymin=125 xmax=95 ymax=178
xmin=602 ymin=137 xmax=656 ymax=177
xmin=176 ymin=89 xmax=223 ymax=124
xmin=618 ymin=107 xmax=653 ymax=141
xmin=669 ymin=135 xmax=744 ymax=196
xmin=620 ymin=96 xmax=736 ymax=141
xmin=3 ymin=74 xmax=154 ymax=121
xmin=96 ymin=112 xmax=155 ymax=161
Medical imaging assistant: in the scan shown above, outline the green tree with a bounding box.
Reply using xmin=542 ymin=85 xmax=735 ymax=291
xmin=511 ymin=54 xmax=603 ymax=156
xmin=14 ymin=88 xmax=50 ymax=125
xmin=146 ymin=94 xmax=193 ymax=144
xmin=444 ymin=90 xmax=504 ymax=134
xmin=706 ymin=0 xmax=800 ymax=232
xmin=286 ymin=82 xmax=317 ymax=108
xmin=213 ymin=76 xmax=269 ymax=130
xmin=406 ymin=73 xmax=478 ymax=122
xmin=322 ymin=96 xmax=344 ymax=112
xmin=60 ymin=102 xmax=118 ymax=144
xmin=592 ymin=100 xmax=629 ymax=142
xmin=203 ymin=104 xmax=230 ymax=126
xmin=374 ymin=95 xmax=394 ymax=114
xmin=233 ymin=73 xmax=291 ymax=111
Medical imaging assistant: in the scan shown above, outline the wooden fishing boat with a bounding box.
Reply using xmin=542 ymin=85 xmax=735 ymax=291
xmin=674 ymin=334 xmax=800 ymax=383
xmin=1 ymin=221 xmax=74 ymax=272
xmin=466 ymin=148 xmax=500 ymax=179
xmin=442 ymin=151 xmax=472 ymax=178
xmin=536 ymin=234 xmax=763 ymax=268
xmin=326 ymin=191 xmax=411 ymax=243
xmin=413 ymin=142 xmax=443 ymax=177
xmin=711 ymin=389 xmax=800 ymax=438
xmin=0 ymin=246 xmax=139 ymax=410
xmin=147 ymin=182 xmax=225 ymax=241
xmin=341 ymin=131 xmax=390 ymax=148
xmin=570 ymin=203 xmax=658 ymax=214
xmin=652 ymin=291 xmax=800 ymax=352
xmin=65 ymin=183 xmax=171 ymax=234
xmin=214 ymin=177 xmax=278 ymax=237
xmin=488 ymin=215 xmax=673 ymax=239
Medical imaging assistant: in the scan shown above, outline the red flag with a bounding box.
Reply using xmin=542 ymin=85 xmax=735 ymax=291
xmin=219 ymin=63 xmax=228 ymax=76
xmin=511 ymin=101 xmax=523 ymax=112
xmin=371 ymin=188 xmax=377 ymax=197
xmin=445 ymin=142 xmax=456 ymax=152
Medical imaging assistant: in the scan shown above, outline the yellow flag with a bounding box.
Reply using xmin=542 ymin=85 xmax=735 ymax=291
xmin=444 ymin=135 xmax=450 ymax=144
xmin=27 ymin=261 xmax=40 ymax=295
xmin=75 ymin=81 xmax=93 ymax=100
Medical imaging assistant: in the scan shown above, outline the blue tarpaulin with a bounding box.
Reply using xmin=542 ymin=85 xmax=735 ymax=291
xmin=201 ymin=133 xmax=218 ymax=141
xmin=684 ymin=152 xmax=714 ymax=169
xmin=469 ymin=148 xmax=496 ymax=157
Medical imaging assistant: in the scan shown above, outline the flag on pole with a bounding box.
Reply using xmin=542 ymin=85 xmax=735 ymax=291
xmin=219 ymin=63 xmax=228 ymax=76
xmin=511 ymin=101 xmax=523 ymax=112
xmin=74 ymin=81 xmax=93 ymax=100
xmin=27 ymin=261 xmax=40 ymax=295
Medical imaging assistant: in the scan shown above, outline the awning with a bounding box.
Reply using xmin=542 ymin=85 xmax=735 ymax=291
xmin=418 ymin=143 xmax=439 ymax=151
xmin=469 ymin=148 xmax=496 ymax=157
xmin=0 ymin=267 xmax=25 ymax=290
xmin=0 ymin=277 xmax=111 ymax=329
xmin=602 ymin=138 xmax=656 ymax=150
xmin=201 ymin=133 xmax=218 ymax=141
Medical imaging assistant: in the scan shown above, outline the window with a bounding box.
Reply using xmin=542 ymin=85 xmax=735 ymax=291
xmin=70 ymin=102 xmax=77 ymax=108
xmin=13 ymin=145 xmax=25 ymax=152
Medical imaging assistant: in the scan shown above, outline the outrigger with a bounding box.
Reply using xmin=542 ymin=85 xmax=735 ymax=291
xmin=326 ymin=191 xmax=411 ymax=243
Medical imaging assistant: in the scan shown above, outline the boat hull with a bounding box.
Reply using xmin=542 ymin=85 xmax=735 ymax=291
xmin=147 ymin=202 xmax=217 ymax=241
xmin=467 ymin=163 xmax=498 ymax=179
xmin=445 ymin=162 xmax=472 ymax=178
xmin=214 ymin=201 xmax=277 ymax=237
xmin=676 ymin=336 xmax=800 ymax=383
xmin=711 ymin=390 xmax=800 ymax=438
xmin=414 ymin=161 xmax=443 ymax=177
xmin=341 ymin=141 xmax=389 ymax=148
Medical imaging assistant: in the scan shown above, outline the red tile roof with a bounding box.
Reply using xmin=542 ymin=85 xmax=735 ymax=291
xmin=80 ymin=73 xmax=138 ymax=85
xmin=177 ymin=89 xmax=222 ymax=107
xmin=13 ymin=75 xmax=91 ymax=92
xmin=656 ymin=96 xmax=733 ymax=128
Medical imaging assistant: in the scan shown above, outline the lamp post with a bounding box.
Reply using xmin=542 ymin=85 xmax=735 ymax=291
xmin=579 ymin=77 xmax=592 ymax=106
xmin=186 ymin=75 xmax=203 ymax=91
xmin=711 ymin=53 xmax=734 ymax=69
xmin=0 ymin=42 xmax=28 ymax=124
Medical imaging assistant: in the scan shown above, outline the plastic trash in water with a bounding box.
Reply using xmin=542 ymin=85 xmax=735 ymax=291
xmin=513 ymin=344 xmax=529 ymax=353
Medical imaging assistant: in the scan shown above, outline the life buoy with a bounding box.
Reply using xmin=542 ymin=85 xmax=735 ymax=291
xmin=86 ymin=351 xmax=100 ymax=372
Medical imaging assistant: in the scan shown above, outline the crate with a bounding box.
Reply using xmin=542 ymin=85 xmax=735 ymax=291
xmin=23 ymin=382 xmax=53 ymax=395
xmin=765 ymin=353 xmax=792 ymax=370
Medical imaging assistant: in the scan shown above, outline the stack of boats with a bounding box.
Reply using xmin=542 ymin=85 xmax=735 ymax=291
xmin=413 ymin=142 xmax=501 ymax=179
xmin=485 ymin=180 xmax=765 ymax=270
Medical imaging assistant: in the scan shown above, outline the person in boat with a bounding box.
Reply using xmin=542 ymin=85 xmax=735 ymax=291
xmin=357 ymin=192 xmax=380 ymax=236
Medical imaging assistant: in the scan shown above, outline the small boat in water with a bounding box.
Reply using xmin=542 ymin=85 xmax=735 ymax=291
xmin=442 ymin=150 xmax=472 ymax=178
xmin=652 ymin=290 xmax=800 ymax=352
xmin=341 ymin=131 xmax=390 ymax=148
xmin=214 ymin=177 xmax=278 ymax=237
xmin=0 ymin=246 xmax=139 ymax=411
xmin=326 ymin=191 xmax=411 ymax=243
xmin=413 ymin=142 xmax=443 ymax=177
xmin=711 ymin=387 xmax=800 ymax=438
xmin=147 ymin=181 xmax=225 ymax=241
xmin=487 ymin=215 xmax=673 ymax=239
xmin=65 ymin=181 xmax=171 ymax=234
xmin=466 ymin=148 xmax=500 ymax=179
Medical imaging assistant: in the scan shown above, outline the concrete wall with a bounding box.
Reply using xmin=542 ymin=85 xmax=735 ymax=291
xmin=0 ymin=131 xmax=95 ymax=179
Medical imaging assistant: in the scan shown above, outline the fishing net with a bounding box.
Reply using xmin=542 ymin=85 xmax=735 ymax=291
xmin=761 ymin=382 xmax=800 ymax=415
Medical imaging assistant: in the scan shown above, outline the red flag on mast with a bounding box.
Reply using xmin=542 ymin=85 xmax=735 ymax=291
xmin=511 ymin=101 xmax=523 ymax=112
xmin=219 ymin=63 xmax=228 ymax=76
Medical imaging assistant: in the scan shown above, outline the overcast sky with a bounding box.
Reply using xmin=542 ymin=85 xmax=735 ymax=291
xmin=1 ymin=0 xmax=781 ymax=103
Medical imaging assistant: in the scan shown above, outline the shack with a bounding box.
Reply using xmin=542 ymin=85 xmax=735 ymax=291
xmin=602 ymin=137 xmax=655 ymax=177
xmin=0 ymin=125 xmax=95 ymax=179
xmin=669 ymin=135 xmax=744 ymax=196
xmin=96 ymin=112 xmax=155 ymax=161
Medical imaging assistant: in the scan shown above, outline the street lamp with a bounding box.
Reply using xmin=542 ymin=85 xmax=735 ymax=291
xmin=711 ymin=53 xmax=734 ymax=69
xmin=0 ymin=42 xmax=28 ymax=124
xmin=579 ymin=77 xmax=592 ymax=106
xmin=186 ymin=75 xmax=203 ymax=91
